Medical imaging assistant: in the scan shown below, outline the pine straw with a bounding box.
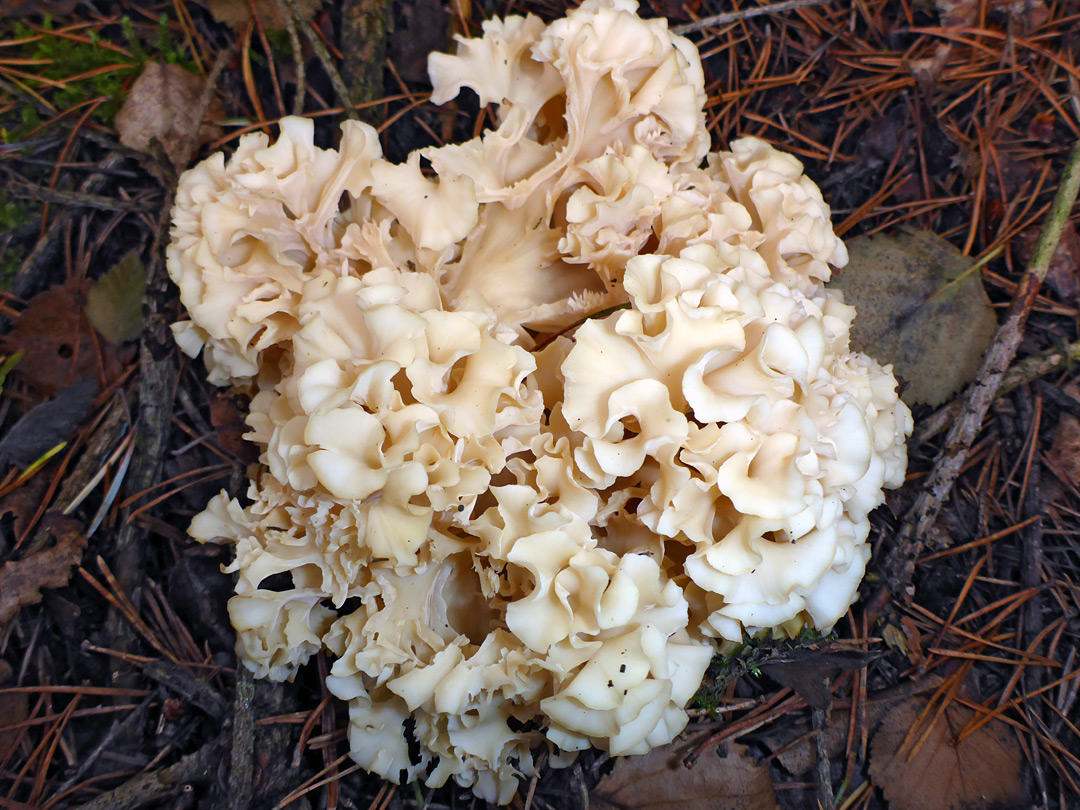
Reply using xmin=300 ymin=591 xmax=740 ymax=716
xmin=0 ymin=1 xmax=1078 ymax=809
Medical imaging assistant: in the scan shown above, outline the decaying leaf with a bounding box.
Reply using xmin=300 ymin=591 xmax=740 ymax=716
xmin=0 ymin=514 xmax=85 ymax=627
xmin=0 ymin=282 xmax=120 ymax=402
xmin=934 ymin=0 xmax=978 ymax=27
xmin=86 ymin=251 xmax=146 ymax=344
xmin=0 ymin=474 xmax=50 ymax=544
xmin=591 ymin=740 xmax=778 ymax=810
xmin=209 ymin=391 xmax=258 ymax=463
xmin=1000 ymin=0 xmax=1051 ymax=30
xmin=0 ymin=379 xmax=98 ymax=469
xmin=1047 ymin=388 xmax=1080 ymax=484
xmin=830 ymin=230 xmax=997 ymax=406
xmin=908 ymin=44 xmax=951 ymax=90
xmin=115 ymin=63 xmax=223 ymax=170
xmin=759 ymin=676 xmax=943 ymax=776
xmin=1013 ymin=220 xmax=1080 ymax=301
xmin=759 ymin=645 xmax=880 ymax=710
xmin=205 ymin=0 xmax=322 ymax=29
xmin=869 ymin=696 xmax=1024 ymax=810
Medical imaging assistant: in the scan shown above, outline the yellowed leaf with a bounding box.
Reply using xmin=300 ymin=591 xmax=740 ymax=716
xmin=591 ymin=740 xmax=778 ymax=810
xmin=86 ymin=251 xmax=146 ymax=344
xmin=829 ymin=230 xmax=997 ymax=406
xmin=115 ymin=63 xmax=222 ymax=170
xmin=869 ymin=696 xmax=1024 ymax=810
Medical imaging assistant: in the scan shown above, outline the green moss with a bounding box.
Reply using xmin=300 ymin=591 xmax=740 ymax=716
xmin=0 ymin=243 xmax=26 ymax=291
xmin=0 ymin=190 xmax=29 ymax=232
xmin=689 ymin=626 xmax=837 ymax=716
xmin=10 ymin=16 xmax=135 ymax=129
xmin=1 ymin=13 xmax=198 ymax=143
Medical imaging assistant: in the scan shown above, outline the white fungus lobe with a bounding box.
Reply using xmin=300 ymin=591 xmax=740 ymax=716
xmin=169 ymin=0 xmax=911 ymax=803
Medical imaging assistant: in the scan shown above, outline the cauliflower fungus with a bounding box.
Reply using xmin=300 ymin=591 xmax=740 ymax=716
xmin=168 ymin=0 xmax=912 ymax=802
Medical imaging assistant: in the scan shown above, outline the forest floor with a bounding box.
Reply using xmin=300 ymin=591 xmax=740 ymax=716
xmin=0 ymin=0 xmax=1079 ymax=809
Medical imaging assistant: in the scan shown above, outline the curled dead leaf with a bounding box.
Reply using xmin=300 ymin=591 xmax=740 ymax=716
xmin=909 ymin=44 xmax=951 ymax=90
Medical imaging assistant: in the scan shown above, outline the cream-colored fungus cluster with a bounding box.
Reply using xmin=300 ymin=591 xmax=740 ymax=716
xmin=168 ymin=0 xmax=911 ymax=802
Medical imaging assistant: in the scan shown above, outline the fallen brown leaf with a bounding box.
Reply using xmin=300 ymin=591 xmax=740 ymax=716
xmin=0 ymin=282 xmax=120 ymax=403
xmin=934 ymin=0 xmax=978 ymax=27
xmin=0 ymin=474 xmax=50 ymax=545
xmin=209 ymin=391 xmax=258 ymax=463
xmin=115 ymin=63 xmax=223 ymax=171
xmin=1013 ymin=221 xmax=1080 ymax=302
xmin=1000 ymin=0 xmax=1051 ymax=30
xmin=591 ymin=740 xmax=777 ymax=810
xmin=0 ymin=514 xmax=86 ymax=627
xmin=1048 ymin=410 xmax=1080 ymax=484
xmin=759 ymin=645 xmax=879 ymax=710
xmin=869 ymin=696 xmax=1024 ymax=810
xmin=760 ymin=676 xmax=943 ymax=776
xmin=204 ymin=0 xmax=322 ymax=29
xmin=908 ymin=44 xmax=951 ymax=91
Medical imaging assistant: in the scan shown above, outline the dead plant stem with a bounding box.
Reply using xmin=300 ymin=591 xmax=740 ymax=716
xmin=883 ymin=139 xmax=1080 ymax=592
xmin=281 ymin=0 xmax=358 ymax=120
xmin=673 ymin=0 xmax=833 ymax=35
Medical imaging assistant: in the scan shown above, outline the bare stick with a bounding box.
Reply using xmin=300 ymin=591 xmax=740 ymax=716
xmin=883 ymin=140 xmax=1080 ymax=592
xmin=282 ymin=0 xmax=358 ymax=120
xmin=915 ymin=337 xmax=1080 ymax=444
xmin=272 ymin=0 xmax=306 ymax=115
xmin=228 ymin=667 xmax=257 ymax=810
xmin=341 ymin=0 xmax=393 ymax=127
xmin=73 ymin=739 xmax=222 ymax=810
xmin=9 ymin=183 xmax=157 ymax=212
xmin=672 ymin=0 xmax=833 ymax=35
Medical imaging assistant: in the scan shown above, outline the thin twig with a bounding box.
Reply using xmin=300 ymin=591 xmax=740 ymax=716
xmin=9 ymin=183 xmax=157 ymax=212
xmin=272 ymin=0 xmax=306 ymax=114
xmin=341 ymin=0 xmax=393 ymax=126
xmin=228 ymin=667 xmax=257 ymax=810
xmin=812 ymin=703 xmax=835 ymax=809
xmin=72 ymin=739 xmax=222 ymax=810
xmin=672 ymin=0 xmax=833 ymax=35
xmin=282 ymin=0 xmax=358 ymax=120
xmin=883 ymin=139 xmax=1080 ymax=592
xmin=915 ymin=337 xmax=1080 ymax=444
xmin=52 ymin=690 xmax=161 ymax=797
